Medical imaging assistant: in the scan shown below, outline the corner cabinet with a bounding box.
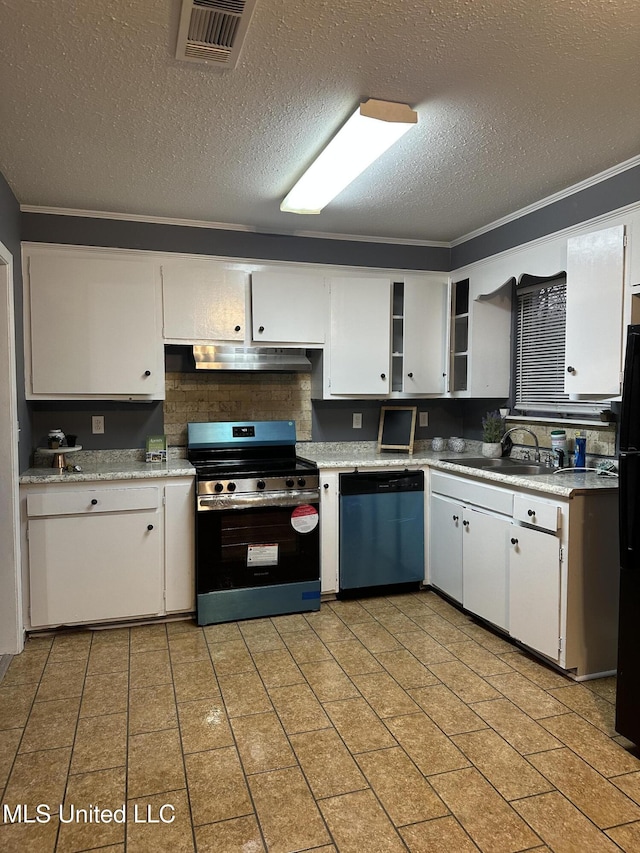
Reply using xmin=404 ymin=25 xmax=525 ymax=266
xmin=21 ymin=476 xmax=195 ymax=629
xmin=23 ymin=246 xmax=165 ymax=400
xmin=429 ymin=471 xmax=619 ymax=677
xmin=317 ymin=274 xmax=447 ymax=398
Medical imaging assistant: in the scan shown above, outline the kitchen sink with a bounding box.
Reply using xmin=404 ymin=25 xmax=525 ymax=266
xmin=441 ymin=457 xmax=555 ymax=475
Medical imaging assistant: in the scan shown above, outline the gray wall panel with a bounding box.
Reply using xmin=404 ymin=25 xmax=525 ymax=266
xmin=0 ymin=174 xmax=29 ymax=470
xmin=452 ymin=163 xmax=640 ymax=269
xmin=20 ymin=213 xmax=451 ymax=271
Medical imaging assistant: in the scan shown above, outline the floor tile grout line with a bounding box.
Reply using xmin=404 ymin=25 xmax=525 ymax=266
xmin=0 ymin=634 xmax=54 ymax=806
xmin=53 ymin=630 xmax=100 ymax=852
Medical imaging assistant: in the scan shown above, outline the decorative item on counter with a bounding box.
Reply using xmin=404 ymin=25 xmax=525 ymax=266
xmin=47 ymin=428 xmax=65 ymax=449
xmin=481 ymin=410 xmax=505 ymax=458
xmin=574 ymin=430 xmax=587 ymax=468
xmin=145 ymin=434 xmax=167 ymax=462
xmin=65 ymin=433 xmax=78 ymax=448
xmin=431 ymin=437 xmax=445 ymax=452
xmin=448 ymin=436 xmax=466 ymax=452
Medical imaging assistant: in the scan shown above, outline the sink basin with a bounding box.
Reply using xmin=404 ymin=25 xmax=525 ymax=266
xmin=441 ymin=457 xmax=554 ymax=475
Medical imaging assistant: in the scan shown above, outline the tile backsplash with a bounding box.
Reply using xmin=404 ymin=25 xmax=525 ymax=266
xmin=164 ymin=372 xmax=312 ymax=447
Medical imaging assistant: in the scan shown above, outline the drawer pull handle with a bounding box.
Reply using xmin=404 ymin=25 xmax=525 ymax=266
xmin=147 ymin=524 xmax=154 ymax=531
xmin=144 ymin=370 xmax=151 ymax=376
xmin=258 ymin=325 xmax=265 ymax=333
xmin=408 ymin=372 xmax=414 ymax=378
xmin=452 ymin=514 xmax=459 ymax=522
xmin=380 ymin=373 xmax=386 ymax=380
xmin=527 ymin=509 xmax=535 ymax=517
xmin=90 ymin=498 xmax=98 ymax=505
xmin=235 ymin=325 xmax=241 ymax=332
xmin=323 ymin=483 xmax=329 ymax=489
xmin=511 ymin=537 xmax=519 ymax=545
xmin=462 ymin=519 xmax=469 ymax=527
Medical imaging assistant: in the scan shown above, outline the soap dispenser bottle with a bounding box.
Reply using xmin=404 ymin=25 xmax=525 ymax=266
xmin=574 ymin=431 xmax=586 ymax=468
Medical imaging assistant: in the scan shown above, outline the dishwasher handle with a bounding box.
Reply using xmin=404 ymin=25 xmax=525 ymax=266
xmin=340 ymin=470 xmax=424 ymax=496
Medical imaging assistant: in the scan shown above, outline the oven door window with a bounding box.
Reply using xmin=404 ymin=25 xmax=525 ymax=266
xmin=197 ymin=503 xmax=320 ymax=592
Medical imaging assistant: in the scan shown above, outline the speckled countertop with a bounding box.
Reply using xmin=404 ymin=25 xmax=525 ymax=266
xmin=297 ymin=441 xmax=618 ymax=498
xmin=19 ymin=449 xmax=194 ymax=485
xmin=19 ymin=442 xmax=618 ymax=497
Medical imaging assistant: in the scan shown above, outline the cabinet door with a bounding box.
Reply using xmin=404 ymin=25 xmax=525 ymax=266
xmin=162 ymin=259 xmax=247 ymax=342
xmin=429 ymin=494 xmax=463 ymax=602
xmin=509 ymin=524 xmax=561 ymax=660
xmin=28 ymin=509 xmax=163 ymax=627
xmin=565 ymin=225 xmax=625 ymax=396
xmin=252 ymin=270 xmax=326 ymax=344
xmin=320 ymin=470 xmax=340 ymax=594
xmin=463 ymin=508 xmax=509 ymax=630
xmin=403 ymin=277 xmax=447 ymax=394
xmin=28 ymin=252 xmax=163 ymax=398
xmin=164 ymin=480 xmax=195 ymax=613
xmin=329 ymin=277 xmax=391 ymax=395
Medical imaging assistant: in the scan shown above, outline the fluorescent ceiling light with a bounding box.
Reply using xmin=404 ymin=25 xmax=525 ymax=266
xmin=280 ymin=98 xmax=418 ymax=215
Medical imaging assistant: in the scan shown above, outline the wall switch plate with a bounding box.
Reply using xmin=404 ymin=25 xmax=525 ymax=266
xmin=352 ymin=412 xmax=363 ymax=429
xmin=92 ymin=415 xmax=105 ymax=434
xmin=419 ymin=411 xmax=429 ymax=427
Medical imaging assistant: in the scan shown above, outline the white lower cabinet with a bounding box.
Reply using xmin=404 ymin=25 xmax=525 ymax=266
xmin=429 ymin=494 xmax=463 ymax=602
xmin=429 ymin=470 xmax=619 ymax=677
xmin=319 ymin=470 xmax=340 ymax=595
xmin=22 ymin=477 xmax=195 ymax=629
xmin=463 ymin=508 xmax=510 ymax=631
xmin=508 ymin=524 xmax=561 ymax=660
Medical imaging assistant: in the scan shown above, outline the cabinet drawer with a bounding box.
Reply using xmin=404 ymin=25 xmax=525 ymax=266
xmin=430 ymin=472 xmax=513 ymax=515
xmin=513 ymin=494 xmax=561 ymax=532
xmin=26 ymin=486 xmax=161 ymax=518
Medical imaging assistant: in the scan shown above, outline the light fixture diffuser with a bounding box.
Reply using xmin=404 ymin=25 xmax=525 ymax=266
xmin=280 ymin=98 xmax=418 ymax=215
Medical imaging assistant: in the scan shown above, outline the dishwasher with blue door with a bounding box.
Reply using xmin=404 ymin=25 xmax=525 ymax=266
xmin=339 ymin=469 xmax=425 ymax=593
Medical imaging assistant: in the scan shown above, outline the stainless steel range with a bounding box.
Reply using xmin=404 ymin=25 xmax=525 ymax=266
xmin=188 ymin=420 xmax=321 ymax=625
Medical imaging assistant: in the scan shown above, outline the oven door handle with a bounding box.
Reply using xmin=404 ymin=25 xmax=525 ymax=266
xmin=198 ymin=490 xmax=320 ymax=511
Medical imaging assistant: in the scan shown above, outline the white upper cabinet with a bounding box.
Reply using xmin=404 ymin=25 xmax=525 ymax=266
xmin=251 ymin=269 xmax=327 ymax=344
xmin=565 ymin=224 xmax=625 ymax=396
xmin=25 ymin=247 xmax=164 ymax=400
xmin=402 ymin=276 xmax=447 ymax=394
xmin=162 ymin=258 xmax=247 ymax=342
xmin=328 ymin=276 xmax=392 ymax=396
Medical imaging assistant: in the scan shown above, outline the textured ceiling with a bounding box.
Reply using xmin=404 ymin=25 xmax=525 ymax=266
xmin=1 ymin=0 xmax=639 ymax=243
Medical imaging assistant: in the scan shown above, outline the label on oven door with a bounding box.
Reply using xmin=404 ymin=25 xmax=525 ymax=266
xmin=290 ymin=504 xmax=319 ymax=533
xmin=247 ymin=544 xmax=279 ymax=566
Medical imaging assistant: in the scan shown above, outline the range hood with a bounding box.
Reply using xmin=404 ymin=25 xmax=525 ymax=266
xmin=193 ymin=345 xmax=312 ymax=372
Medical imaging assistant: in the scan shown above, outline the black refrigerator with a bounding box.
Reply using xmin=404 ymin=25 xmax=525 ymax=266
xmin=616 ymin=324 xmax=640 ymax=744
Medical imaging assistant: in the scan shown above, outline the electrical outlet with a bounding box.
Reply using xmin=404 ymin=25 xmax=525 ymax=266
xmin=419 ymin=411 xmax=429 ymax=427
xmin=92 ymin=415 xmax=105 ymax=434
xmin=352 ymin=412 xmax=363 ymax=429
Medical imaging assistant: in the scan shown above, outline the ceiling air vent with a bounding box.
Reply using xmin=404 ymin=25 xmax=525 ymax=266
xmin=175 ymin=0 xmax=259 ymax=69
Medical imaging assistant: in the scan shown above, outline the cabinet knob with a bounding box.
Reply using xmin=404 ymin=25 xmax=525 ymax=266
xmin=407 ymin=372 xmax=413 ymax=378
xmin=452 ymin=514 xmax=459 ymax=522
xmin=144 ymin=370 xmax=151 ymax=376
xmin=511 ymin=537 xmax=519 ymax=545
xmin=90 ymin=498 xmax=98 ymax=505
xmin=323 ymin=483 xmax=329 ymax=489
xmin=235 ymin=325 xmax=241 ymax=332
xmin=567 ymin=365 xmax=576 ymax=374
xmin=527 ymin=509 xmax=535 ymax=517
xmin=147 ymin=524 xmax=154 ymax=531
xmin=258 ymin=325 xmax=264 ymax=333
xmin=462 ymin=519 xmax=469 ymax=527
xmin=380 ymin=373 xmax=386 ymax=380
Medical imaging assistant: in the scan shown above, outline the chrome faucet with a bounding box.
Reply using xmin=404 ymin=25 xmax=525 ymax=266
xmin=501 ymin=427 xmax=541 ymax=462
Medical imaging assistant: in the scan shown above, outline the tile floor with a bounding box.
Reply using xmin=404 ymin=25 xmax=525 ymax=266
xmin=1 ymin=590 xmax=640 ymax=853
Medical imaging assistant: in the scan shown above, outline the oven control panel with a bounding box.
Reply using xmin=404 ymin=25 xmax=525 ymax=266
xmin=198 ymin=473 xmax=319 ymax=497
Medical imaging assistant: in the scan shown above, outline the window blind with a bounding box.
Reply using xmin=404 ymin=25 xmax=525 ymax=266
xmin=515 ymin=281 xmax=568 ymax=408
